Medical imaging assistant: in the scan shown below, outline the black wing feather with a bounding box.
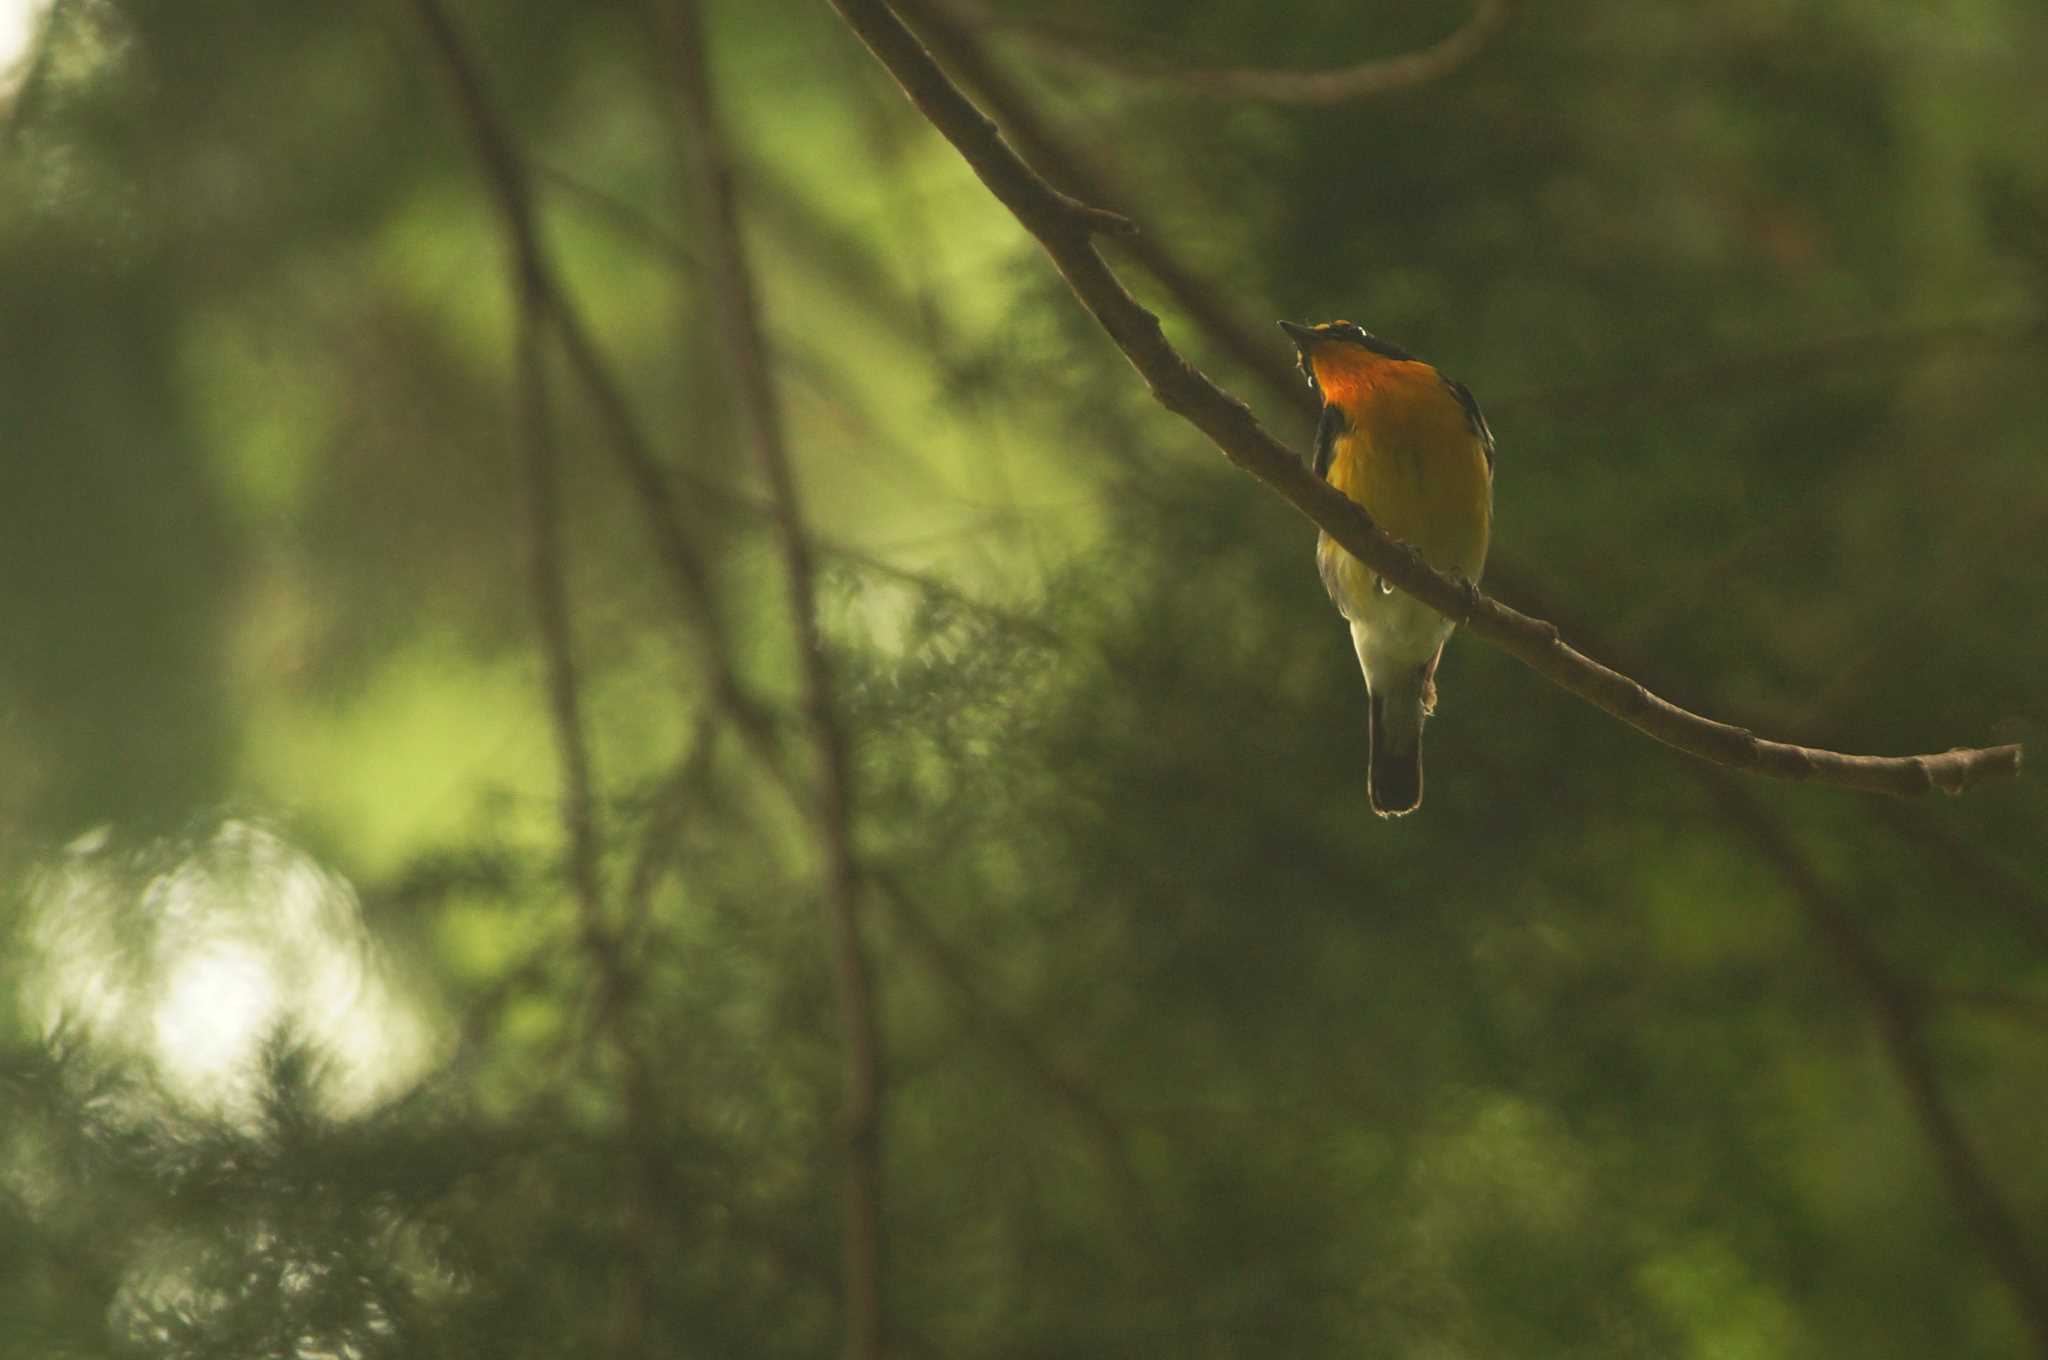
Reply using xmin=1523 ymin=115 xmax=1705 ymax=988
xmin=1312 ymin=402 xmax=1348 ymax=481
xmin=1443 ymin=377 xmax=1496 ymax=472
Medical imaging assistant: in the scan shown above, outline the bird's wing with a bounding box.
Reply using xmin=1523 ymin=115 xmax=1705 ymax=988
xmin=1313 ymin=401 xmax=1349 ymax=481
xmin=1443 ymin=378 xmax=1496 ymax=473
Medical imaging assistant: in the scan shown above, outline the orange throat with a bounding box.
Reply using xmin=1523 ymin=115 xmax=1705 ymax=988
xmin=1309 ymin=349 xmax=1387 ymax=407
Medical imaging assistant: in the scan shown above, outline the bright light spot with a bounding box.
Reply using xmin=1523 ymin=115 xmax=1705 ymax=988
xmin=21 ymin=820 xmax=442 ymax=1123
xmin=152 ymin=943 xmax=282 ymax=1101
xmin=0 ymin=0 xmax=50 ymax=100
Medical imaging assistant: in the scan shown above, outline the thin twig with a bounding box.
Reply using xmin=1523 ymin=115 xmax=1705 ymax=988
xmin=1707 ymin=780 xmax=2048 ymax=1357
xmin=517 ymin=164 xmax=1064 ymax=646
xmin=516 ymin=245 xmax=660 ymax=1360
xmin=535 ymin=161 xmax=705 ymax=270
xmin=957 ymin=0 xmax=1512 ymax=104
xmin=826 ymin=0 xmax=2019 ymax=796
xmin=621 ymin=715 xmax=720 ymax=947
xmin=516 ymin=309 xmax=607 ymax=990
xmin=894 ymin=0 xmax=1286 ymax=403
xmin=411 ymin=5 xmax=708 ymax=1351
xmin=660 ymin=1 xmax=887 ymax=1355
xmin=405 ymin=0 xmax=788 ymax=790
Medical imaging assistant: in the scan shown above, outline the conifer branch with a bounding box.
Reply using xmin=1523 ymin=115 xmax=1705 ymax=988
xmin=824 ymin=0 xmax=2021 ymax=797
xmin=951 ymin=0 xmax=1512 ymax=104
xmin=661 ymin=2 xmax=887 ymax=1356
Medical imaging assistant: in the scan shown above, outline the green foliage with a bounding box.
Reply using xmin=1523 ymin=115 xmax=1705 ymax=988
xmin=3 ymin=0 xmax=2046 ymax=1356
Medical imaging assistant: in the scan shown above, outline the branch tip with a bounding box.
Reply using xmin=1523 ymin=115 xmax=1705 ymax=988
xmin=1079 ymin=203 xmax=1140 ymax=236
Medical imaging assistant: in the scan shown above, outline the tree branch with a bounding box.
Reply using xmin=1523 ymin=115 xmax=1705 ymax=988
xmin=834 ymin=10 xmax=2048 ymax=1327
xmin=406 ymin=0 xmax=788 ymax=789
xmin=893 ymin=0 xmax=1288 ymax=406
xmin=825 ymin=0 xmax=2019 ymax=797
xmin=955 ymin=0 xmax=1512 ymax=104
xmin=621 ymin=716 xmax=720 ymax=949
xmin=1707 ymin=780 xmax=2048 ymax=1356
xmin=515 ymin=211 xmax=660 ymax=1360
xmin=516 ymin=298 xmax=607 ymax=978
xmin=896 ymin=0 xmax=2047 ymax=464
xmin=660 ymin=2 xmax=886 ymax=1356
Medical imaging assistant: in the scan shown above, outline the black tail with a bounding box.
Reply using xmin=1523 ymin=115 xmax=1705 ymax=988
xmin=1367 ymin=689 xmax=1424 ymax=818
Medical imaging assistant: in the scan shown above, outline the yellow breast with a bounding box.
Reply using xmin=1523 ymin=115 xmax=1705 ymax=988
xmin=1324 ymin=370 xmax=1492 ymax=581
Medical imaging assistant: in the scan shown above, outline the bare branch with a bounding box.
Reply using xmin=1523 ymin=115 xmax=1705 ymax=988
xmin=409 ymin=7 xmax=753 ymax=1353
xmin=660 ymin=1 xmax=886 ymax=1354
xmin=516 ymin=298 xmax=606 ymax=953
xmin=836 ymin=11 xmax=2048 ymax=1326
xmin=513 ymin=201 xmax=662 ymax=1360
xmin=1708 ymin=780 xmax=2048 ymax=1356
xmin=899 ymin=0 xmax=2048 ymax=447
xmin=520 ymin=164 xmax=1063 ymax=648
xmin=405 ymin=0 xmax=787 ymax=787
xmin=892 ymin=0 xmax=1288 ymax=405
xmin=535 ymin=161 xmax=705 ymax=270
xmin=956 ymin=0 xmax=1512 ymax=104
xmin=825 ymin=0 xmax=2020 ymax=796
xmin=621 ymin=716 xmax=720 ymax=947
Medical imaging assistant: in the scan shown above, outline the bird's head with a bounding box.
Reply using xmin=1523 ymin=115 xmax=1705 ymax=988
xmin=1279 ymin=319 xmax=1415 ymax=402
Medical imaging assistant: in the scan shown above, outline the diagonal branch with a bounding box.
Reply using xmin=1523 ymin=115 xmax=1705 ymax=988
xmin=898 ymin=0 xmax=2048 ymax=462
xmin=516 ymin=293 xmax=607 ymax=977
xmin=1708 ymin=780 xmax=2048 ymax=1357
xmin=825 ymin=0 xmax=2019 ymax=797
xmin=840 ymin=7 xmax=2048 ymax=1329
xmin=406 ymin=0 xmax=788 ymax=788
xmin=507 ymin=180 xmax=669 ymax=1360
xmin=956 ymin=0 xmax=1512 ymax=104
xmin=660 ymin=2 xmax=886 ymax=1356
xmin=893 ymin=0 xmax=1289 ymax=407
xmin=517 ymin=292 xmax=663 ymax=1360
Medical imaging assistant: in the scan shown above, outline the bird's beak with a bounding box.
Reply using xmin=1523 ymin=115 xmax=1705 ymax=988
xmin=1279 ymin=320 xmax=1322 ymax=388
xmin=1278 ymin=319 xmax=1321 ymax=352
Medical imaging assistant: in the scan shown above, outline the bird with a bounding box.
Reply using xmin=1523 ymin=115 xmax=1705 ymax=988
xmin=1279 ymin=319 xmax=1494 ymax=817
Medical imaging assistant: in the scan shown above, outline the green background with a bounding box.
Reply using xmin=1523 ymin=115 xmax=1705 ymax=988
xmin=3 ymin=0 xmax=2045 ymax=1355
